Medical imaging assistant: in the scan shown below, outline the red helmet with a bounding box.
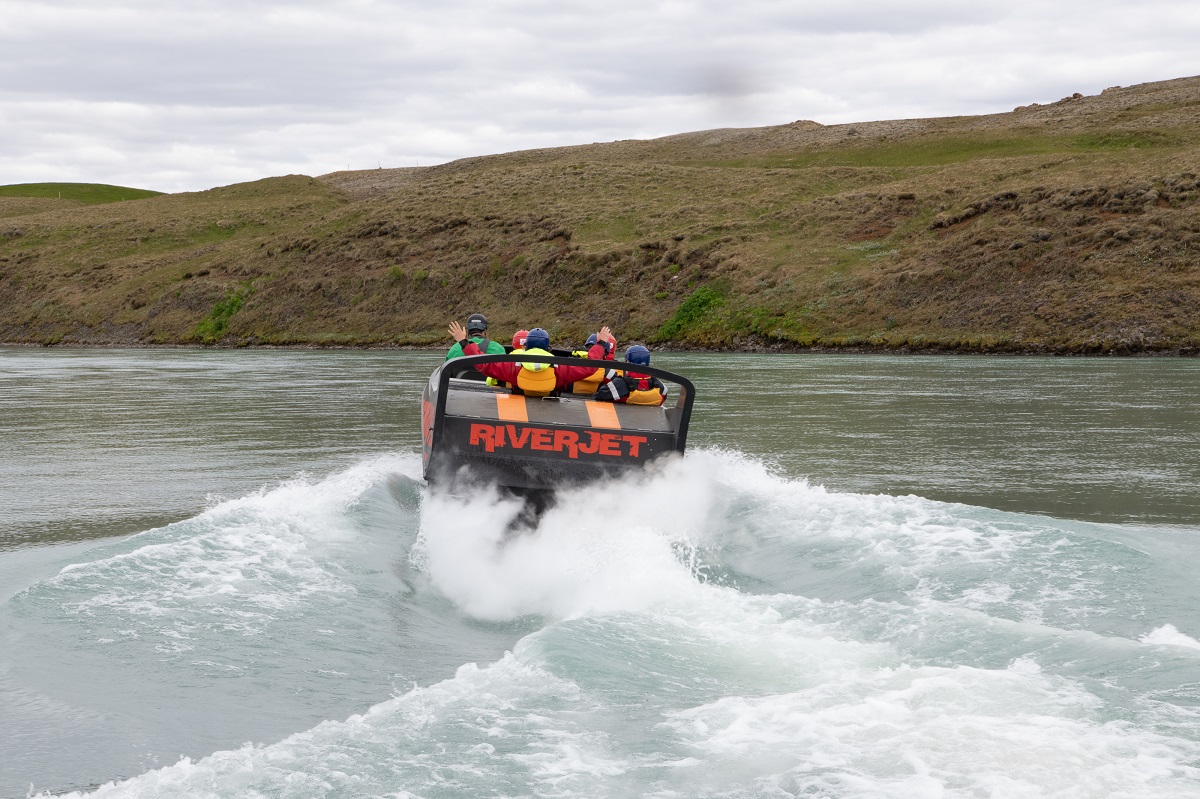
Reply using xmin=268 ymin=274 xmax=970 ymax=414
xmin=512 ymin=329 xmax=529 ymax=349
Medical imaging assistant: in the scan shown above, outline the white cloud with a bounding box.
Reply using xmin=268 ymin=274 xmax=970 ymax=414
xmin=1 ymin=0 xmax=1197 ymax=192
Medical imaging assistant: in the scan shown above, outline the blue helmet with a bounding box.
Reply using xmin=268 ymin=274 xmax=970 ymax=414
xmin=525 ymin=328 xmax=550 ymax=351
xmin=626 ymin=345 xmax=650 ymax=366
xmin=585 ymin=333 xmax=599 ymax=347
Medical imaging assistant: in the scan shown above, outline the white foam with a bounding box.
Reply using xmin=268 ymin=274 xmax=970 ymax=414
xmin=650 ymin=449 xmax=1032 ymax=582
xmin=1141 ymin=624 xmax=1200 ymax=651
xmin=38 ymin=605 xmax=1200 ymax=799
xmin=26 ymin=454 xmax=421 ymax=644
xmin=411 ymin=446 xmax=1128 ymax=632
xmin=512 ymin=586 xmax=894 ymax=704
xmin=414 ymin=455 xmax=728 ymax=621
xmin=665 ymin=658 xmax=1200 ymax=796
xmin=42 ymin=652 xmax=583 ymax=799
xmin=23 ymin=448 xmax=1200 ymax=798
xmin=685 ymin=449 xmax=1153 ymax=634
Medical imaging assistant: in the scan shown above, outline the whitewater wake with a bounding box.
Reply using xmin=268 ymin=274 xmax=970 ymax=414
xmin=10 ymin=449 xmax=1200 ymax=798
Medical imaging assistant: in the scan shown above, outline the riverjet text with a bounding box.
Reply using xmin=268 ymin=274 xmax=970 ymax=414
xmin=469 ymin=423 xmax=649 ymax=459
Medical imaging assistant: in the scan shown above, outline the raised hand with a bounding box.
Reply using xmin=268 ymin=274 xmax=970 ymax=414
xmin=597 ymin=325 xmax=615 ymax=345
xmin=448 ymin=320 xmax=467 ymax=342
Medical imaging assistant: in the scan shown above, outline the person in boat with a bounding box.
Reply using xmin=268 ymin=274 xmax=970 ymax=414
xmin=445 ymin=313 xmax=506 ymax=361
xmin=594 ymin=345 xmax=667 ymax=406
xmin=447 ymin=321 xmax=615 ymax=397
xmin=486 ymin=330 xmax=530 ymax=387
xmin=569 ymin=331 xmax=617 ymax=395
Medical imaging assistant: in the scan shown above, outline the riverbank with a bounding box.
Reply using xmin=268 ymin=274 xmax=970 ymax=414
xmin=4 ymin=339 xmax=1197 ymax=356
xmin=3 ymin=76 xmax=1198 ymax=353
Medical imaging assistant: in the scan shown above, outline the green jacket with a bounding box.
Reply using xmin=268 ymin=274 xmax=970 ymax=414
xmin=445 ymin=335 xmax=506 ymax=360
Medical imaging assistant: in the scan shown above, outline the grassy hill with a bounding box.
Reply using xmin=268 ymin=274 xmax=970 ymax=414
xmin=0 ymin=182 xmax=163 ymax=204
xmin=0 ymin=183 xmax=164 ymax=221
xmin=1 ymin=77 xmax=1198 ymax=353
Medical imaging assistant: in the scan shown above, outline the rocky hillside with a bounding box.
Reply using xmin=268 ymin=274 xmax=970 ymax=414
xmin=2 ymin=76 xmax=1198 ymax=353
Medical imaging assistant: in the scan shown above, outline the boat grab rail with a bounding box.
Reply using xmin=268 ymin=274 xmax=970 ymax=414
xmin=427 ymin=353 xmax=696 ymax=453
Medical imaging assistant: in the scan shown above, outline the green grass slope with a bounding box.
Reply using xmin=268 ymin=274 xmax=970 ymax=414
xmin=1 ymin=77 xmax=1198 ymax=352
xmin=0 ymin=183 xmax=164 ymax=220
xmin=0 ymin=182 xmax=163 ymax=203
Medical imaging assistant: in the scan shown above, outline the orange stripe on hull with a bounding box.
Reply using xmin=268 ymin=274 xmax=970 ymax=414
xmin=495 ymin=394 xmax=529 ymax=422
xmin=585 ymin=401 xmax=622 ymax=429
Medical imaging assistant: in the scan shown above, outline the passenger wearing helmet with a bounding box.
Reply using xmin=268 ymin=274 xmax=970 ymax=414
xmin=486 ymin=330 xmax=530 ymax=387
xmin=447 ymin=322 xmax=615 ymax=398
xmin=569 ymin=331 xmax=617 ymax=395
xmin=595 ymin=345 xmax=667 ymax=406
xmin=445 ymin=313 xmax=506 ymax=361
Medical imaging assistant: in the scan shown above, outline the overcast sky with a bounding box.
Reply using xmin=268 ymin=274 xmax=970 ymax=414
xmin=3 ymin=0 xmax=1198 ymax=193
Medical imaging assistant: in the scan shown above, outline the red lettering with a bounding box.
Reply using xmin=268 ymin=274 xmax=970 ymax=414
xmin=470 ymin=423 xmax=497 ymax=453
xmin=472 ymin=425 xmax=650 ymax=461
xmin=598 ymin=433 xmax=622 ymax=456
xmin=530 ymin=429 xmax=552 ymax=451
xmin=507 ymin=424 xmax=532 ymax=449
xmin=553 ymin=430 xmax=580 ymax=459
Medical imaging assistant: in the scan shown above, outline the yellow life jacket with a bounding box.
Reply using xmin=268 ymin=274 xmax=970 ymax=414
xmin=571 ymin=367 xmax=607 ymax=394
xmin=616 ymin=370 xmax=665 ymax=405
xmin=569 ymin=349 xmax=610 ymax=394
xmin=514 ymin=347 xmax=557 ymax=397
xmin=488 ymin=347 xmax=524 ymax=387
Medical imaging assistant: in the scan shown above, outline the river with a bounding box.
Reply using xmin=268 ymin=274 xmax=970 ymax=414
xmin=1 ymin=348 xmax=1198 ymax=797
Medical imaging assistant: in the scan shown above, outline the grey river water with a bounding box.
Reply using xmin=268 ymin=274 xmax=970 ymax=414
xmin=2 ymin=349 xmax=1196 ymax=550
xmin=1 ymin=348 xmax=1199 ymax=798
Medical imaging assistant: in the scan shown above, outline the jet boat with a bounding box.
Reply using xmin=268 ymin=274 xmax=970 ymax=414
xmin=421 ymin=352 xmax=694 ymax=494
